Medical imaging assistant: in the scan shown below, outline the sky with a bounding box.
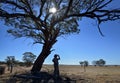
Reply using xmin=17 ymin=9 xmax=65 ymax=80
xmin=0 ymin=0 xmax=120 ymax=65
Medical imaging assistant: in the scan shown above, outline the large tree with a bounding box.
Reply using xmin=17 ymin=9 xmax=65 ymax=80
xmin=0 ymin=0 xmax=120 ymax=72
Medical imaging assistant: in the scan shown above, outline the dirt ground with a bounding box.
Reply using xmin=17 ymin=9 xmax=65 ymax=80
xmin=0 ymin=65 xmax=120 ymax=83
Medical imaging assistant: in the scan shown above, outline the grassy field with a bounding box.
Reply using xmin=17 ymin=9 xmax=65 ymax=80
xmin=43 ymin=65 xmax=120 ymax=83
xmin=0 ymin=65 xmax=120 ymax=83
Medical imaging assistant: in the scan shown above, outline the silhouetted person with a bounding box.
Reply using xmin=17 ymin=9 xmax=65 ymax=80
xmin=52 ymin=54 xmax=60 ymax=79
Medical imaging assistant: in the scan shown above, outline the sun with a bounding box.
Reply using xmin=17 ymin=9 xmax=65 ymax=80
xmin=49 ymin=7 xmax=57 ymax=13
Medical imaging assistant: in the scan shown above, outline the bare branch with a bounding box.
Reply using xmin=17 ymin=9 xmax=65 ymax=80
xmin=0 ymin=13 xmax=30 ymax=18
xmin=57 ymin=0 xmax=63 ymax=7
xmin=21 ymin=0 xmax=33 ymax=15
xmin=97 ymin=23 xmax=104 ymax=37
xmin=64 ymin=0 xmax=73 ymax=16
xmin=38 ymin=0 xmax=46 ymax=18
xmin=1 ymin=0 xmax=28 ymax=13
xmin=97 ymin=0 xmax=112 ymax=10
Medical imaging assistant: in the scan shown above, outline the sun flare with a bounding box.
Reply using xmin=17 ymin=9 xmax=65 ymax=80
xmin=49 ymin=7 xmax=57 ymax=13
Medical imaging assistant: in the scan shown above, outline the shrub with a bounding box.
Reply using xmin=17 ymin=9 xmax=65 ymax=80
xmin=0 ymin=66 xmax=6 ymax=75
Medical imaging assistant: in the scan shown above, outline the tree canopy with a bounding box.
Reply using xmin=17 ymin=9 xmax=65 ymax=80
xmin=0 ymin=0 xmax=120 ymax=41
xmin=92 ymin=59 xmax=106 ymax=66
xmin=23 ymin=52 xmax=36 ymax=66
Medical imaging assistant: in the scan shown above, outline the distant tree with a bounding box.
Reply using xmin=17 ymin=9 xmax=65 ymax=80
xmin=92 ymin=60 xmax=97 ymax=66
xmin=92 ymin=59 xmax=106 ymax=66
xmin=13 ymin=60 xmax=20 ymax=65
xmin=18 ymin=61 xmax=26 ymax=66
xmin=96 ymin=61 xmax=100 ymax=66
xmin=5 ymin=56 xmax=15 ymax=73
xmin=0 ymin=0 xmax=120 ymax=72
xmin=84 ymin=61 xmax=89 ymax=67
xmin=79 ymin=61 xmax=84 ymax=66
xmin=79 ymin=60 xmax=89 ymax=72
xmin=5 ymin=56 xmax=11 ymax=71
xmin=0 ymin=61 xmax=6 ymax=65
xmin=83 ymin=61 xmax=89 ymax=72
xmin=98 ymin=59 xmax=106 ymax=66
xmin=14 ymin=60 xmax=26 ymax=66
xmin=22 ymin=52 xmax=36 ymax=67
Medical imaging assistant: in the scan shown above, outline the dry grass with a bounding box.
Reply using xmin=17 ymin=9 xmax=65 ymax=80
xmin=0 ymin=65 xmax=120 ymax=83
xmin=42 ymin=65 xmax=120 ymax=83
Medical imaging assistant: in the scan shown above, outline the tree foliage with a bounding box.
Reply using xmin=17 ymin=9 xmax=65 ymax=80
xmin=0 ymin=0 xmax=120 ymax=72
xmin=5 ymin=56 xmax=15 ymax=72
xmin=0 ymin=0 xmax=120 ymax=40
xmin=22 ymin=52 xmax=36 ymax=67
xmin=79 ymin=61 xmax=89 ymax=67
xmin=5 ymin=56 xmax=15 ymax=66
xmin=79 ymin=60 xmax=89 ymax=72
xmin=92 ymin=59 xmax=106 ymax=66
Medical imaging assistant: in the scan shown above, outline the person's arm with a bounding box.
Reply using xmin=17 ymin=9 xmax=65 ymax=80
xmin=57 ymin=55 xmax=60 ymax=60
xmin=52 ymin=58 xmax=54 ymax=62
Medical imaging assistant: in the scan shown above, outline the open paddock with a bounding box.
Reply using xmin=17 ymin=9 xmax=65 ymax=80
xmin=0 ymin=65 xmax=120 ymax=83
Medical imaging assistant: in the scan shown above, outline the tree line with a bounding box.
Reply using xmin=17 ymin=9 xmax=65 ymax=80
xmin=79 ymin=59 xmax=106 ymax=67
xmin=79 ymin=59 xmax=106 ymax=72
xmin=0 ymin=52 xmax=36 ymax=73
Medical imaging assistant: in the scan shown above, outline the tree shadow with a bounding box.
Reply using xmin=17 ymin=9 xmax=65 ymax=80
xmin=9 ymin=72 xmax=76 ymax=83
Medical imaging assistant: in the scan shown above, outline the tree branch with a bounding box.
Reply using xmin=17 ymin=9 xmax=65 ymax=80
xmin=1 ymin=0 xmax=28 ymax=13
xmin=64 ymin=0 xmax=73 ymax=16
xmin=0 ymin=13 xmax=30 ymax=18
xmin=38 ymin=0 xmax=46 ymax=18
xmin=97 ymin=0 xmax=112 ymax=10
xmin=21 ymin=0 xmax=33 ymax=15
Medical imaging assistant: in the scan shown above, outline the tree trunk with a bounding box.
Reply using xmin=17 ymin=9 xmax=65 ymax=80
xmin=31 ymin=41 xmax=55 ymax=73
